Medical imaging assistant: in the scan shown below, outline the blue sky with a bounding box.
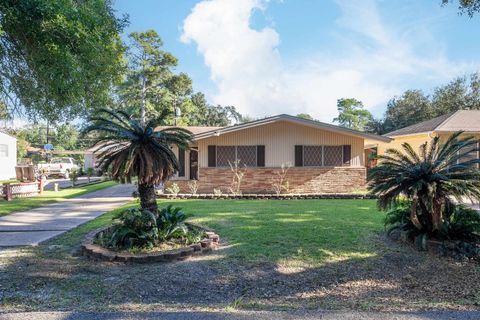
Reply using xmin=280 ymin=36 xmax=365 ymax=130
xmin=114 ymin=0 xmax=480 ymax=122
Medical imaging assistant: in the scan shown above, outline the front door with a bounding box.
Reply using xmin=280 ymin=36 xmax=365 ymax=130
xmin=189 ymin=149 xmax=198 ymax=180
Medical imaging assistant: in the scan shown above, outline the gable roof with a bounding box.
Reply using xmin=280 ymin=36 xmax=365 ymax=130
xmin=385 ymin=110 xmax=480 ymax=137
xmin=193 ymin=114 xmax=391 ymax=142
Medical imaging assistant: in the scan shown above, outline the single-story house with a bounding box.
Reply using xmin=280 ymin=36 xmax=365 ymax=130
xmin=0 ymin=131 xmax=17 ymax=180
xmin=378 ymin=110 xmax=480 ymax=165
xmin=165 ymin=114 xmax=390 ymax=194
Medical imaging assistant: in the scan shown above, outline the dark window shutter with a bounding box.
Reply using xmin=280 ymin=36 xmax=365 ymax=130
xmin=178 ymin=149 xmax=185 ymax=177
xmin=208 ymin=145 xmax=216 ymax=167
xmin=257 ymin=145 xmax=265 ymax=167
xmin=295 ymin=145 xmax=303 ymax=167
xmin=343 ymin=145 xmax=351 ymax=166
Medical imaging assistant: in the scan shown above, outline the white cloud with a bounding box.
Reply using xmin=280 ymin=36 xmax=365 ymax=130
xmin=181 ymin=0 xmax=476 ymax=122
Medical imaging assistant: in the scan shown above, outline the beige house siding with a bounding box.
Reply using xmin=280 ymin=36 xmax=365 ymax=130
xmin=196 ymin=120 xmax=365 ymax=168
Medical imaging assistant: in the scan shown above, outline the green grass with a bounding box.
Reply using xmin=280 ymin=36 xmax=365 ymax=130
xmin=0 ymin=181 xmax=117 ymax=217
xmin=49 ymin=198 xmax=384 ymax=265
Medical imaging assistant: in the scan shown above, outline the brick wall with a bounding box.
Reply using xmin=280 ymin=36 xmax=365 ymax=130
xmin=166 ymin=167 xmax=366 ymax=194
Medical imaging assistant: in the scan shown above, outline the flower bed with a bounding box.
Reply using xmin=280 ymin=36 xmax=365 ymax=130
xmin=81 ymin=222 xmax=219 ymax=263
xmin=158 ymin=193 xmax=376 ymax=200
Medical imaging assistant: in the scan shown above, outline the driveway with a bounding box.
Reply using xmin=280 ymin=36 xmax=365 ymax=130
xmin=43 ymin=177 xmax=102 ymax=190
xmin=0 ymin=184 xmax=134 ymax=246
xmin=1 ymin=311 xmax=479 ymax=320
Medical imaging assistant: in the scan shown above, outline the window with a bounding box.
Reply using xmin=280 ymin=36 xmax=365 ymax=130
xmin=324 ymin=146 xmax=343 ymax=166
xmin=295 ymin=145 xmax=351 ymax=167
xmin=303 ymin=146 xmax=323 ymax=166
xmin=209 ymin=145 xmax=265 ymax=167
xmin=458 ymin=140 xmax=479 ymax=169
xmin=178 ymin=149 xmax=185 ymax=177
xmin=0 ymin=144 xmax=8 ymax=158
xmin=237 ymin=146 xmax=257 ymax=167
xmin=216 ymin=146 xmax=236 ymax=167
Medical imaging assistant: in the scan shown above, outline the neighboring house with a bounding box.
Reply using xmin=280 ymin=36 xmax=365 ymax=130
xmin=164 ymin=114 xmax=390 ymax=194
xmin=0 ymin=131 xmax=17 ymax=180
xmin=378 ymin=110 xmax=480 ymax=164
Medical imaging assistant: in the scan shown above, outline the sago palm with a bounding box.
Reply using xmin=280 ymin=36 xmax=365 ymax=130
xmin=368 ymin=132 xmax=480 ymax=233
xmin=83 ymin=108 xmax=192 ymax=213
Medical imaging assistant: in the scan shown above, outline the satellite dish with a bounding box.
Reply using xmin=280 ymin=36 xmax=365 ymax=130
xmin=44 ymin=144 xmax=54 ymax=151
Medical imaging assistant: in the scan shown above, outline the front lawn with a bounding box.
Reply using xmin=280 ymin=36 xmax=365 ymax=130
xmin=1 ymin=199 xmax=479 ymax=312
xmin=51 ymin=199 xmax=383 ymax=266
xmin=0 ymin=181 xmax=117 ymax=216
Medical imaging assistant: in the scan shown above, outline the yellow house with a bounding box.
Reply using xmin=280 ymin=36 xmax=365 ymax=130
xmin=378 ymin=110 xmax=480 ymax=159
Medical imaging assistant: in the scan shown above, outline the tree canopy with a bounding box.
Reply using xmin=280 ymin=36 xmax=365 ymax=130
xmin=333 ymin=98 xmax=373 ymax=131
xmin=373 ymin=73 xmax=480 ymax=134
xmin=0 ymin=0 xmax=126 ymax=122
xmin=443 ymin=0 xmax=480 ymax=16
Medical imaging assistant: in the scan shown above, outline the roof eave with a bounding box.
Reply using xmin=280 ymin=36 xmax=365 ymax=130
xmin=193 ymin=114 xmax=392 ymax=142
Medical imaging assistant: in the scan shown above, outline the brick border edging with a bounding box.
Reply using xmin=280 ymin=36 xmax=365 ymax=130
xmin=80 ymin=223 xmax=219 ymax=263
xmin=158 ymin=193 xmax=377 ymax=200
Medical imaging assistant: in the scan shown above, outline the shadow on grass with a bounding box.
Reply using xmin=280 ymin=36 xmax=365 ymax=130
xmin=0 ymin=199 xmax=479 ymax=313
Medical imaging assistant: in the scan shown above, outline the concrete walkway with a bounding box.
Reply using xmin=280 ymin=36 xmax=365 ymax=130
xmin=0 ymin=184 xmax=134 ymax=247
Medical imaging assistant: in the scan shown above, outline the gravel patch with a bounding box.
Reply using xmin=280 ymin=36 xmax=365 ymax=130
xmin=0 ymin=235 xmax=479 ymax=312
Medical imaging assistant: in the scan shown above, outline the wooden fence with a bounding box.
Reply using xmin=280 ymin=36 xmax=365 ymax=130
xmin=0 ymin=181 xmax=43 ymax=201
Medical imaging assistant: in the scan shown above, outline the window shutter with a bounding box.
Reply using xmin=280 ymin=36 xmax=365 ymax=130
xmin=208 ymin=145 xmax=216 ymax=167
xmin=343 ymin=145 xmax=351 ymax=166
xmin=295 ymin=145 xmax=303 ymax=167
xmin=257 ymin=145 xmax=265 ymax=167
xmin=178 ymin=149 xmax=185 ymax=177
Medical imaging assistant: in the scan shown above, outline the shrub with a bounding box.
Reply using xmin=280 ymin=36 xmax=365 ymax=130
xmin=106 ymin=208 xmax=159 ymax=249
xmin=271 ymin=162 xmax=291 ymax=195
xmin=228 ymin=160 xmax=246 ymax=195
xmin=213 ymin=188 xmax=222 ymax=196
xmin=69 ymin=169 xmax=79 ymax=187
xmin=166 ymin=182 xmax=180 ymax=196
xmin=444 ymin=203 xmax=480 ymax=242
xmin=188 ymin=180 xmax=199 ymax=195
xmin=369 ymin=132 xmax=480 ymax=236
xmin=157 ymin=205 xmax=190 ymax=240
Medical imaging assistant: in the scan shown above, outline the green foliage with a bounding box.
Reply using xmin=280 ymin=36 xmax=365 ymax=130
xmin=444 ymin=203 xmax=480 ymax=241
xmin=296 ymin=113 xmax=314 ymax=120
xmin=83 ymin=108 xmax=192 ymax=212
xmin=53 ymin=124 xmax=79 ymax=150
xmin=69 ymin=169 xmax=79 ymax=186
xmin=100 ymin=205 xmax=196 ymax=249
xmin=442 ymin=0 xmax=480 ymax=16
xmin=333 ymin=98 xmax=373 ymax=131
xmin=369 ymin=132 xmax=480 ymax=235
xmin=157 ymin=205 xmax=190 ymax=240
xmin=0 ymin=0 xmax=126 ymax=122
xmin=105 ymin=208 xmax=159 ymax=249
xmin=374 ymin=73 xmax=480 ymax=134
xmin=188 ymin=92 xmax=242 ymax=126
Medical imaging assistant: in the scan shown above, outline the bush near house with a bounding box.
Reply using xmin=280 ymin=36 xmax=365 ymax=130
xmin=369 ymin=132 xmax=480 ymax=258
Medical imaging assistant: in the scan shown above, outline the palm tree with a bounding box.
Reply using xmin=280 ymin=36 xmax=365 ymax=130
xmin=368 ymin=132 xmax=480 ymax=233
xmin=83 ymin=109 xmax=192 ymax=213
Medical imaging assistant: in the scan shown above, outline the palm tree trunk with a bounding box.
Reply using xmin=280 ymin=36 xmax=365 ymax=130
xmin=138 ymin=183 xmax=158 ymax=213
xmin=410 ymin=198 xmax=423 ymax=230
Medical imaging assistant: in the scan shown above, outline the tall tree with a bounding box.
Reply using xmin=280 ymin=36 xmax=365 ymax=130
xmin=296 ymin=113 xmax=314 ymax=120
xmin=83 ymin=109 xmax=192 ymax=213
xmin=118 ymin=30 xmax=193 ymax=124
xmin=187 ymin=92 xmax=242 ymax=126
xmin=0 ymin=0 xmax=126 ymax=122
xmin=333 ymin=98 xmax=373 ymax=131
xmin=383 ymin=90 xmax=433 ymax=133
